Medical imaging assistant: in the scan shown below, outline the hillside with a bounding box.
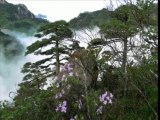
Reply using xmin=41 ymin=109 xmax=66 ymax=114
xmin=0 ymin=0 xmax=47 ymax=61
xmin=0 ymin=30 xmax=24 ymax=59
xmin=0 ymin=0 xmax=47 ymax=34
xmin=69 ymin=8 xmax=113 ymax=29
xmin=69 ymin=3 xmax=157 ymax=30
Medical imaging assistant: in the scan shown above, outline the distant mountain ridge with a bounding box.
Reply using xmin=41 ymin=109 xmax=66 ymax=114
xmin=36 ymin=14 xmax=47 ymax=20
xmin=69 ymin=8 xmax=113 ymax=29
xmin=0 ymin=0 xmax=47 ymax=34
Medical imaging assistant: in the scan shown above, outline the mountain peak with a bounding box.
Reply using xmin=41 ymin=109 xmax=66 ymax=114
xmin=0 ymin=0 xmax=6 ymax=4
xmin=15 ymin=4 xmax=35 ymax=19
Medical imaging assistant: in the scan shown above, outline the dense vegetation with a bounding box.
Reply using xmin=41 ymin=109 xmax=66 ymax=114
xmin=69 ymin=8 xmax=112 ymax=29
xmin=0 ymin=0 xmax=158 ymax=120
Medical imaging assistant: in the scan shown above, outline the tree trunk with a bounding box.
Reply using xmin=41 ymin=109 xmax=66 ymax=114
xmin=56 ymin=40 xmax=60 ymax=75
xmin=122 ymin=38 xmax=128 ymax=96
xmin=122 ymin=38 xmax=127 ymax=73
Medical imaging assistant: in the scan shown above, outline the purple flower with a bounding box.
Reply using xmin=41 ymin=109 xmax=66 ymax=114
xmin=68 ymin=67 xmax=73 ymax=72
xmin=106 ymin=96 xmax=110 ymax=100
xmin=62 ymin=65 xmax=68 ymax=72
xmin=62 ymin=74 xmax=67 ymax=81
xmin=102 ymin=92 xmax=107 ymax=99
xmin=53 ymin=76 xmax=58 ymax=83
xmin=68 ymin=63 xmax=74 ymax=68
xmin=109 ymin=99 xmax=112 ymax=104
xmin=60 ymin=101 xmax=67 ymax=113
xmin=58 ymin=93 xmax=62 ymax=98
xmin=96 ymin=106 xmax=103 ymax=114
xmin=99 ymin=95 xmax=104 ymax=102
xmin=99 ymin=91 xmax=113 ymax=106
xmin=56 ymin=101 xmax=67 ymax=113
xmin=63 ymin=101 xmax=67 ymax=106
xmin=103 ymin=100 xmax=107 ymax=105
xmin=99 ymin=91 xmax=108 ymax=102
xmin=61 ymin=106 xmax=67 ymax=113
xmin=55 ymin=94 xmax=58 ymax=99
xmin=69 ymin=72 xmax=74 ymax=76
xmin=104 ymin=91 xmax=108 ymax=96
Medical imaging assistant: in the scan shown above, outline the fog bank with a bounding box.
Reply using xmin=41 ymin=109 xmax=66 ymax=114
xmin=0 ymin=30 xmax=36 ymax=101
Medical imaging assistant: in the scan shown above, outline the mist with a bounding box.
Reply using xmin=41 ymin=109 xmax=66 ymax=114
xmin=0 ymin=29 xmax=37 ymax=101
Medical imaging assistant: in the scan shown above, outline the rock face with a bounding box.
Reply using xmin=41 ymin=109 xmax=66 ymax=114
xmin=0 ymin=0 xmax=6 ymax=4
xmin=0 ymin=1 xmax=35 ymax=21
xmin=0 ymin=1 xmax=47 ymax=34
xmin=15 ymin=4 xmax=35 ymax=19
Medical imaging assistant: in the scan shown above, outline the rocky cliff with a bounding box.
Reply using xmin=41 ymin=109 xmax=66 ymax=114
xmin=0 ymin=1 xmax=35 ymax=21
xmin=0 ymin=1 xmax=47 ymax=34
xmin=14 ymin=4 xmax=35 ymax=20
xmin=0 ymin=0 xmax=7 ymax=4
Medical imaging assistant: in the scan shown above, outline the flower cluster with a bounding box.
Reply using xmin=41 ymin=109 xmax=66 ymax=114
xmin=53 ymin=62 xmax=78 ymax=84
xmin=53 ymin=62 xmax=78 ymax=114
xmin=61 ymin=63 xmax=74 ymax=73
xmin=61 ymin=63 xmax=78 ymax=77
xmin=55 ymin=101 xmax=67 ymax=113
xmin=96 ymin=91 xmax=113 ymax=114
xmin=96 ymin=106 xmax=103 ymax=114
xmin=53 ymin=62 xmax=114 ymax=118
xmin=55 ymin=89 xmax=65 ymax=99
xmin=99 ymin=91 xmax=113 ymax=105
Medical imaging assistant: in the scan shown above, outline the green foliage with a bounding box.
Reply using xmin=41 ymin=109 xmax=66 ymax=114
xmin=26 ymin=39 xmax=53 ymax=55
xmin=136 ymin=0 xmax=158 ymax=26
xmin=89 ymin=38 xmax=104 ymax=47
xmin=100 ymin=18 xmax=138 ymax=39
xmin=0 ymin=2 xmax=47 ymax=35
xmin=0 ymin=90 xmax=58 ymax=120
xmin=37 ymin=20 xmax=73 ymax=38
xmin=25 ymin=20 xmax=73 ymax=76
xmin=69 ymin=8 xmax=111 ymax=29
xmin=112 ymin=4 xmax=140 ymax=24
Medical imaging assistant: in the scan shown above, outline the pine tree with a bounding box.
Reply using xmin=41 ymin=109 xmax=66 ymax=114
xmin=26 ymin=20 xmax=73 ymax=75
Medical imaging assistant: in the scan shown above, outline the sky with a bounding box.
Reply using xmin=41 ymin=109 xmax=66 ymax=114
xmin=6 ymin=0 xmax=127 ymax=22
xmin=7 ymin=0 xmax=107 ymax=22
